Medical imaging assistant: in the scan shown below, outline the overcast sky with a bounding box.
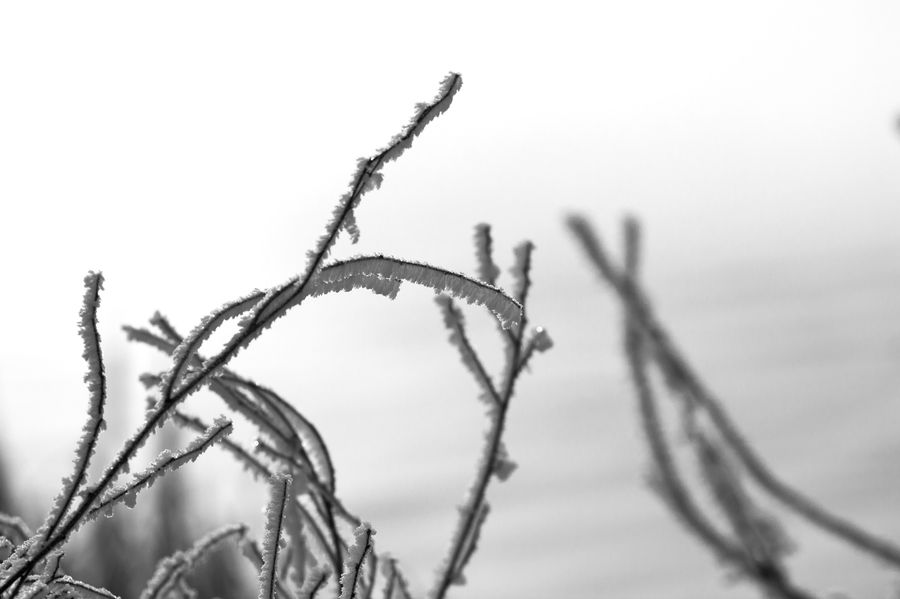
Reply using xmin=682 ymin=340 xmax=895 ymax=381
xmin=2 ymin=3 xmax=900 ymax=598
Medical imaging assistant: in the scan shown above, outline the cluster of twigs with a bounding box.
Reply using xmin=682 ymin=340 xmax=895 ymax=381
xmin=567 ymin=215 xmax=900 ymax=598
xmin=0 ymin=73 xmax=550 ymax=599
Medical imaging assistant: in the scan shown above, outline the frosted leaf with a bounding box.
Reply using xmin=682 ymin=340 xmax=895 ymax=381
xmin=303 ymin=274 xmax=401 ymax=302
xmin=320 ymin=255 xmax=522 ymax=329
xmin=337 ymin=523 xmax=373 ymax=599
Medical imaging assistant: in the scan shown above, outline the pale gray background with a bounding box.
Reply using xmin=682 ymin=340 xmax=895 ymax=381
xmin=2 ymin=2 xmax=900 ymax=597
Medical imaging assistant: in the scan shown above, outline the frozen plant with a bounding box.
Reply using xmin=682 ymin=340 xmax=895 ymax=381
xmin=568 ymin=214 xmax=900 ymax=599
xmin=0 ymin=73 xmax=551 ymax=599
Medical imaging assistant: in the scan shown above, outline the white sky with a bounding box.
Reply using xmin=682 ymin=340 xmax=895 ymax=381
xmin=2 ymin=2 xmax=900 ymax=597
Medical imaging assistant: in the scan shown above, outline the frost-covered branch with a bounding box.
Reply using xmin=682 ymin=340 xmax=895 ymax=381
xmin=472 ymin=224 xmax=500 ymax=286
xmin=338 ymin=524 xmax=373 ymax=599
xmin=435 ymin=296 xmax=500 ymax=406
xmin=141 ymin=524 xmax=246 ymax=599
xmin=42 ymin=272 xmax=108 ymax=542
xmin=0 ymin=78 xmax=470 ymax=591
xmin=88 ymin=417 xmax=232 ymax=521
xmin=567 ymin=213 xmax=900 ymax=572
xmin=431 ymin=232 xmax=550 ymax=599
xmin=258 ymin=474 xmax=292 ymax=599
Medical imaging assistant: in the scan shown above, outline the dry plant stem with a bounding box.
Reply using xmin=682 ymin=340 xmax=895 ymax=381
xmin=432 ymin=382 xmax=515 ymax=598
xmin=259 ymin=475 xmax=291 ymax=599
xmin=338 ymin=526 xmax=373 ymax=599
xmin=621 ymin=223 xmax=816 ymax=599
xmin=631 ymin=271 xmax=900 ymax=569
xmin=131 ymin=322 xmax=349 ymax=577
xmin=170 ymin=410 xmax=342 ymax=575
xmin=381 ymin=559 xmax=411 ymax=599
xmin=244 ymin=540 xmax=293 ymax=599
xmin=432 ymin=262 xmax=532 ymax=598
xmin=566 ymin=215 xmax=900 ymax=571
xmin=135 ymin=322 xmax=383 ymax=587
xmin=134 ymin=321 xmax=338 ymax=499
xmin=2 ymin=74 xmax=520 ymax=599
xmin=253 ymin=441 xmax=360 ymax=526
xmin=620 ymin=234 xmax=742 ymax=565
xmin=625 ymin=326 xmax=743 ymax=562
xmin=43 ymin=273 xmax=107 ymax=544
xmin=1 ymin=133 xmax=371 ymax=592
xmin=219 ymin=376 xmax=344 ymax=575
